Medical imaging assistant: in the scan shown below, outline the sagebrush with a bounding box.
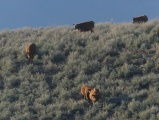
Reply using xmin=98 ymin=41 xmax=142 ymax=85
xmin=1 ymin=21 xmax=159 ymax=120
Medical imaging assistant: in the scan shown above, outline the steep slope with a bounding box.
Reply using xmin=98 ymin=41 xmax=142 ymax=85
xmin=1 ymin=21 xmax=159 ymax=119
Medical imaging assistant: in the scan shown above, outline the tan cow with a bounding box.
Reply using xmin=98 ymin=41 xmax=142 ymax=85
xmin=80 ymin=85 xmax=91 ymax=100
xmin=26 ymin=43 xmax=36 ymax=61
xmin=89 ymin=88 xmax=100 ymax=104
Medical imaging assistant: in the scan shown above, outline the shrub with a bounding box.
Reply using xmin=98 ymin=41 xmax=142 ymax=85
xmin=5 ymin=75 xmax=21 ymax=88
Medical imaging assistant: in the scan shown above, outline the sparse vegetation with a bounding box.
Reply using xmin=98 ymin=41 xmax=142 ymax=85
xmin=1 ymin=21 xmax=159 ymax=119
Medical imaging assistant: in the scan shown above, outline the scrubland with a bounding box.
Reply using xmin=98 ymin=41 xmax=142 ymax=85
xmin=1 ymin=20 xmax=159 ymax=119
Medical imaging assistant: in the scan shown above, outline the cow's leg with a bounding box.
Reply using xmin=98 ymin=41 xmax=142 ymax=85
xmin=86 ymin=92 xmax=90 ymax=100
xmin=84 ymin=95 xmax=86 ymax=100
xmin=26 ymin=53 xmax=28 ymax=59
xmin=82 ymin=95 xmax=84 ymax=99
xmin=31 ymin=54 xmax=34 ymax=61
xmin=28 ymin=53 xmax=32 ymax=62
xmin=31 ymin=55 xmax=33 ymax=61
xmin=26 ymin=53 xmax=30 ymax=61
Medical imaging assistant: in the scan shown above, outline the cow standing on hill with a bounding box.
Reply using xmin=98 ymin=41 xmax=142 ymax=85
xmin=133 ymin=15 xmax=148 ymax=23
xmin=89 ymin=88 xmax=100 ymax=104
xmin=80 ymin=85 xmax=91 ymax=100
xmin=74 ymin=21 xmax=94 ymax=32
xmin=26 ymin=43 xmax=36 ymax=61
xmin=80 ymin=85 xmax=100 ymax=104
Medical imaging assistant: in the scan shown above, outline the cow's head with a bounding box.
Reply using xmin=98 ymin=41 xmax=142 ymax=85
xmin=73 ymin=24 xmax=79 ymax=30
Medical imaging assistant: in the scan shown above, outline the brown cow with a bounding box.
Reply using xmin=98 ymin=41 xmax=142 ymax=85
xmin=133 ymin=15 xmax=148 ymax=23
xmin=89 ymin=88 xmax=100 ymax=104
xmin=26 ymin=43 xmax=36 ymax=61
xmin=80 ymin=85 xmax=91 ymax=100
xmin=74 ymin=21 xmax=94 ymax=32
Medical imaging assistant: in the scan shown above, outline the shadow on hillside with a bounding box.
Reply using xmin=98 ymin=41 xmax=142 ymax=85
xmin=107 ymin=94 xmax=131 ymax=106
xmin=45 ymin=76 xmax=56 ymax=89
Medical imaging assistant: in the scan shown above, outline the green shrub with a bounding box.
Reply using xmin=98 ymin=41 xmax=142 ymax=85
xmin=5 ymin=75 xmax=21 ymax=88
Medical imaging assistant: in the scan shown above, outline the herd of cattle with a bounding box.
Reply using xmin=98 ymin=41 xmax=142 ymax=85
xmin=25 ymin=43 xmax=100 ymax=104
xmin=74 ymin=15 xmax=148 ymax=32
xmin=25 ymin=15 xmax=149 ymax=62
xmin=25 ymin=15 xmax=148 ymax=104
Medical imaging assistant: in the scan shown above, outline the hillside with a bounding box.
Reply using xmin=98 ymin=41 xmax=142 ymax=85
xmin=1 ymin=21 xmax=159 ymax=120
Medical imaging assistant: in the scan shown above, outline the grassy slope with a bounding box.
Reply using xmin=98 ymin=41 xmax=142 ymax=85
xmin=1 ymin=21 xmax=159 ymax=119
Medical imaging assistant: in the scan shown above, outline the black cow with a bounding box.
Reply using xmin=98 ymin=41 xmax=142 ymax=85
xmin=133 ymin=15 xmax=148 ymax=23
xmin=74 ymin=21 xmax=94 ymax=32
